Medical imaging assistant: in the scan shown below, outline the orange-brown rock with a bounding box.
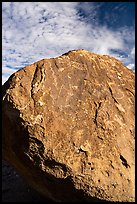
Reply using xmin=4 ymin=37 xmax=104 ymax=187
xmin=2 ymin=50 xmax=135 ymax=202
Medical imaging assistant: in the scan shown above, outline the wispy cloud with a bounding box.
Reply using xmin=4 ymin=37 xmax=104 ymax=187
xmin=2 ymin=2 xmax=135 ymax=84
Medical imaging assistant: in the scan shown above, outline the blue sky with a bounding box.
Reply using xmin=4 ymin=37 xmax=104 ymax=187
xmin=2 ymin=2 xmax=135 ymax=84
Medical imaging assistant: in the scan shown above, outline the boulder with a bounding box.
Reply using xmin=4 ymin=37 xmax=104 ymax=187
xmin=2 ymin=50 xmax=135 ymax=202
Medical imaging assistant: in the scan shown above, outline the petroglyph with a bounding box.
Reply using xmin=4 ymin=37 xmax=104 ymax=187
xmin=49 ymin=61 xmax=58 ymax=88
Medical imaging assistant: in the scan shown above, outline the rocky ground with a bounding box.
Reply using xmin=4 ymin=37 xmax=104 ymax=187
xmin=2 ymin=160 xmax=54 ymax=202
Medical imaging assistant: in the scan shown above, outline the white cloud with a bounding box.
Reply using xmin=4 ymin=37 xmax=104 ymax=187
xmin=2 ymin=2 xmax=135 ymax=84
xmin=131 ymin=47 xmax=135 ymax=55
xmin=2 ymin=67 xmax=17 ymax=75
xmin=127 ymin=64 xmax=135 ymax=70
xmin=2 ymin=75 xmax=10 ymax=85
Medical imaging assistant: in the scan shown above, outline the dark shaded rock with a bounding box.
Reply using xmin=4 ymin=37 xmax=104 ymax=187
xmin=2 ymin=50 xmax=135 ymax=202
xmin=2 ymin=160 xmax=53 ymax=202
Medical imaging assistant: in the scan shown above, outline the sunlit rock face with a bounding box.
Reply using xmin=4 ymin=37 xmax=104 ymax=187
xmin=2 ymin=50 xmax=135 ymax=202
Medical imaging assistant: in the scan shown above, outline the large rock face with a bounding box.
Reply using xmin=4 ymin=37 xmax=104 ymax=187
xmin=2 ymin=50 xmax=135 ymax=202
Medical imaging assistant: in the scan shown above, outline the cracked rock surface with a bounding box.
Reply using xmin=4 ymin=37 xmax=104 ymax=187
xmin=2 ymin=50 xmax=135 ymax=202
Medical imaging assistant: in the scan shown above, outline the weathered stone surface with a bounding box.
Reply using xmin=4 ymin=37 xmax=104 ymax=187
xmin=2 ymin=50 xmax=135 ymax=202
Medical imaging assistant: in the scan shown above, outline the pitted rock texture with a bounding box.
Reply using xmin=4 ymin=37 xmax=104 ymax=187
xmin=2 ymin=50 xmax=135 ymax=202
